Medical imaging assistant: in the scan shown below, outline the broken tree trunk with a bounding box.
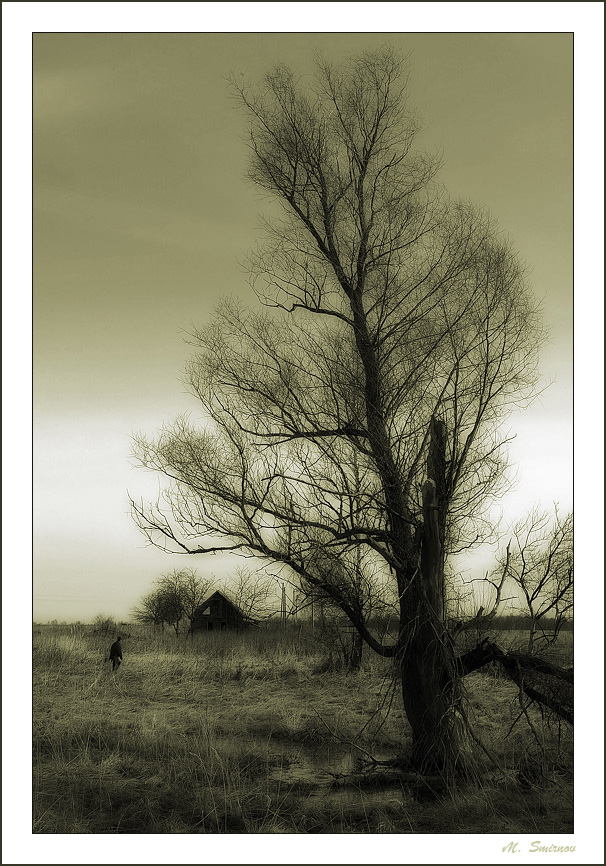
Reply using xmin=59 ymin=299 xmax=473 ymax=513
xmin=456 ymin=638 xmax=574 ymax=725
xmin=398 ymin=418 xmax=472 ymax=774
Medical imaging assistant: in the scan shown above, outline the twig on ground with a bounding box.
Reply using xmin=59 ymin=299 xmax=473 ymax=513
xmin=310 ymin=706 xmax=384 ymax=766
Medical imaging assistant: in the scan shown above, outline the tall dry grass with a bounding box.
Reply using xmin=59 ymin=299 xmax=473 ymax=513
xmin=33 ymin=623 xmax=573 ymax=833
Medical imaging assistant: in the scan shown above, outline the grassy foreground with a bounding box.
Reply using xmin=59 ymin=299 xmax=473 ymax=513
xmin=33 ymin=624 xmax=573 ymax=834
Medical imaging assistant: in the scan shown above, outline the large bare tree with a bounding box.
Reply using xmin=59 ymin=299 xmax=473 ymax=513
xmin=131 ymin=49 xmax=554 ymax=771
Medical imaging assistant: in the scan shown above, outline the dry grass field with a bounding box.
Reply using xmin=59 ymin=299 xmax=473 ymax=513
xmin=33 ymin=624 xmax=573 ymax=834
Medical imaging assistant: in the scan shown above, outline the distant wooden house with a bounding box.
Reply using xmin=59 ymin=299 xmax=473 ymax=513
xmin=191 ymin=590 xmax=247 ymax=633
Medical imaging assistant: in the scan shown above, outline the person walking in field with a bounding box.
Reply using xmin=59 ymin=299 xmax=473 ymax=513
xmin=109 ymin=636 xmax=122 ymax=671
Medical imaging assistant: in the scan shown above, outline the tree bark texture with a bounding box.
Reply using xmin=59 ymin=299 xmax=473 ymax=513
xmin=398 ymin=418 xmax=470 ymax=773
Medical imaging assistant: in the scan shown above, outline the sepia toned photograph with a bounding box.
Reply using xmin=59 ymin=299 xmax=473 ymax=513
xmin=8 ymin=4 xmax=601 ymax=862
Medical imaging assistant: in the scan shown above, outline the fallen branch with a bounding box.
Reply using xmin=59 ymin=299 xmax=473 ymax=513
xmin=456 ymin=639 xmax=573 ymax=725
xmin=310 ymin=706 xmax=381 ymax=765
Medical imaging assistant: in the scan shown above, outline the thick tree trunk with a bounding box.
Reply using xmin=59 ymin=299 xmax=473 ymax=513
xmin=398 ymin=418 xmax=470 ymax=775
xmin=350 ymin=283 xmax=469 ymax=773
xmin=399 ymin=617 xmax=469 ymax=774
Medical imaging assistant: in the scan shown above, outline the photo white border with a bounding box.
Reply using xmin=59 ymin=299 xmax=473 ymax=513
xmin=4 ymin=2 xmax=603 ymax=864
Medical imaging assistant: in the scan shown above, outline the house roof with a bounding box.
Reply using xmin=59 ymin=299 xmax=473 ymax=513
xmin=196 ymin=589 xmax=245 ymax=616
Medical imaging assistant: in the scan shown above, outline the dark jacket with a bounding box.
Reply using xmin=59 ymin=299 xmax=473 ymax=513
xmin=109 ymin=640 xmax=122 ymax=661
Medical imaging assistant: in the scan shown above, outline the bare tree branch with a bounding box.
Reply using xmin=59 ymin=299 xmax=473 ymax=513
xmin=131 ymin=49 xmax=549 ymax=770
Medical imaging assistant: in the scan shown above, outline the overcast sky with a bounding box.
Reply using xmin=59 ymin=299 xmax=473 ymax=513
xmin=31 ymin=31 xmax=576 ymax=622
